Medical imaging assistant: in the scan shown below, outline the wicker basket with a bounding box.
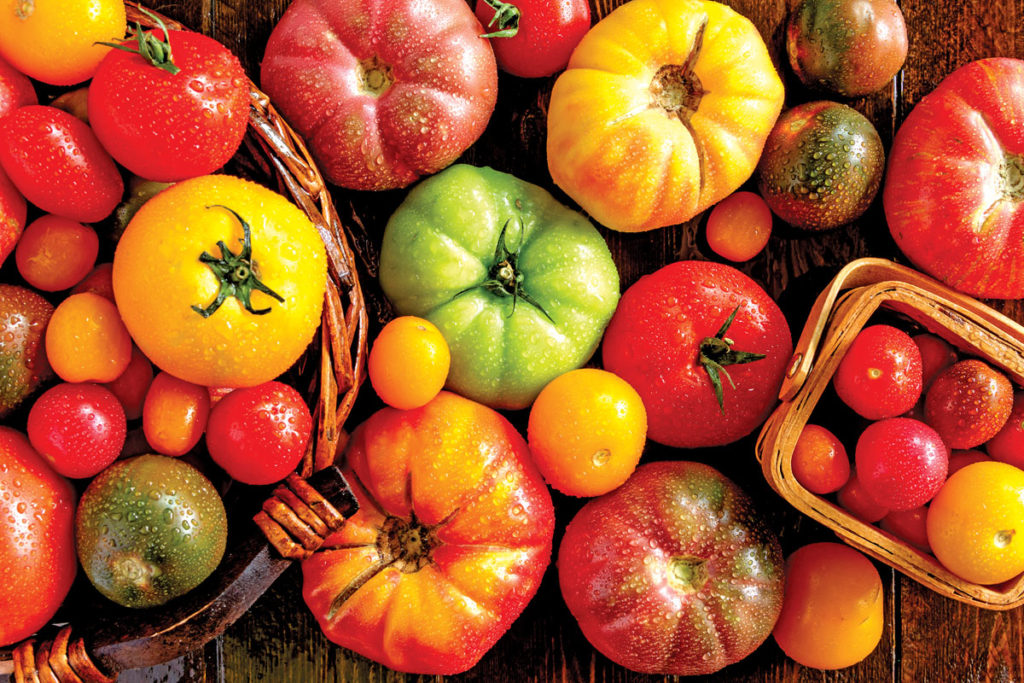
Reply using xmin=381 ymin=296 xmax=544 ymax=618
xmin=756 ymin=257 xmax=1024 ymax=610
xmin=0 ymin=2 xmax=368 ymax=680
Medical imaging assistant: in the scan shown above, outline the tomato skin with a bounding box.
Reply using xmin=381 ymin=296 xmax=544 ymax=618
xmin=705 ymin=191 xmax=773 ymax=262
xmin=924 ymin=360 xmax=1013 ymax=450
xmin=948 ymin=449 xmax=991 ymax=475
xmin=0 ymin=285 xmax=53 ymax=417
xmin=792 ymin=424 xmax=850 ymax=495
xmin=143 ymin=372 xmax=211 ymax=457
xmin=837 ymin=468 xmax=889 ymax=522
xmin=368 ymin=316 xmax=450 ymax=410
xmin=45 ymin=292 xmax=133 ymax=383
xmin=72 ymin=263 xmax=116 ymax=302
xmin=475 ymin=0 xmax=590 ymax=78
xmin=0 ymin=106 xmax=123 ymax=223
xmin=881 ymin=506 xmax=931 ymax=553
xmin=0 ymin=165 xmax=26 ymax=267
xmin=16 ymin=215 xmax=99 ymax=291
xmin=833 ymin=325 xmax=922 ymax=420
xmin=89 ymin=30 xmax=249 ymax=182
xmin=27 ymin=383 xmax=126 ymax=479
xmin=913 ymin=333 xmax=957 ymax=390
xmin=0 ymin=427 xmax=76 ymax=647
xmin=855 ymin=418 xmax=948 ymax=511
xmin=987 ymin=393 xmax=1024 ymax=469
xmin=104 ymin=345 xmax=154 ymax=421
xmin=0 ymin=54 xmax=35 ymax=119
xmin=558 ymin=461 xmax=783 ymax=675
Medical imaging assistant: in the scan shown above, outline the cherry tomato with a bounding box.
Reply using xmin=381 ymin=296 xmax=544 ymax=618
xmin=104 ymin=346 xmax=154 ymax=421
xmin=0 ymin=164 xmax=25 ymax=268
xmin=705 ymin=191 xmax=773 ymax=262
xmin=143 ymin=372 xmax=210 ymax=457
xmin=206 ymin=381 xmax=312 ymax=485
xmin=475 ymin=0 xmax=590 ymax=78
xmin=912 ymin=333 xmax=957 ymax=389
xmin=855 ymin=418 xmax=947 ymax=511
xmin=45 ymin=293 xmax=132 ymax=383
xmin=71 ymin=262 xmax=115 ymax=301
xmin=791 ymin=423 xmax=850 ymax=495
xmin=837 ymin=469 xmax=889 ymax=523
xmin=368 ymin=316 xmax=451 ymax=410
xmin=207 ymin=386 xmax=235 ymax=406
xmin=528 ymin=368 xmax=647 ymax=497
xmin=27 ymin=382 xmax=126 ymax=479
xmin=15 ymin=215 xmax=99 ymax=291
xmin=0 ymin=106 xmax=123 ymax=222
xmin=0 ymin=54 xmax=35 ymax=119
xmin=0 ymin=0 xmax=125 ymax=85
xmin=948 ymin=449 xmax=991 ymax=475
xmin=880 ymin=506 xmax=930 ymax=553
xmin=924 ymin=359 xmax=1012 ymax=449
xmin=834 ymin=325 xmax=922 ymax=420
xmin=988 ymin=392 xmax=1024 ymax=469
xmin=51 ymin=87 xmax=89 ymax=123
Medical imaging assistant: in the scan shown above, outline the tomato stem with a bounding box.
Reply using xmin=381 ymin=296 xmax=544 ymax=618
xmin=479 ymin=0 xmax=521 ymax=39
xmin=698 ymin=306 xmax=766 ymax=414
xmin=96 ymin=8 xmax=181 ymax=76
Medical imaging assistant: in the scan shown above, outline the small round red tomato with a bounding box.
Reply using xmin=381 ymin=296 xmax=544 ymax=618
xmin=0 ymin=165 xmax=25 ymax=268
xmin=792 ymin=423 xmax=850 ymax=494
xmin=0 ymin=55 xmax=36 ymax=119
xmin=71 ymin=262 xmax=115 ymax=301
xmin=45 ymin=292 xmax=133 ymax=383
xmin=104 ymin=346 xmax=153 ymax=421
xmin=27 ymin=382 xmax=126 ymax=479
xmin=913 ymin=333 xmax=958 ymax=389
xmin=368 ymin=316 xmax=450 ymax=410
xmin=988 ymin=392 xmax=1024 ymax=469
xmin=949 ymin=449 xmax=991 ymax=475
xmin=16 ymin=215 xmax=99 ymax=291
xmin=143 ymin=372 xmax=210 ymax=457
xmin=705 ymin=191 xmax=773 ymax=262
xmin=0 ymin=105 xmax=123 ymax=222
xmin=925 ymin=359 xmax=1013 ymax=449
xmin=89 ymin=28 xmax=249 ymax=182
xmin=206 ymin=381 xmax=312 ymax=485
xmin=880 ymin=506 xmax=930 ymax=553
xmin=475 ymin=0 xmax=590 ymax=78
xmin=855 ymin=418 xmax=947 ymax=511
xmin=837 ymin=468 xmax=889 ymax=522
xmin=834 ymin=325 xmax=922 ymax=420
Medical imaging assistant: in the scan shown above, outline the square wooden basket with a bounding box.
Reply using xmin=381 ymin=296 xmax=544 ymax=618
xmin=755 ymin=257 xmax=1024 ymax=610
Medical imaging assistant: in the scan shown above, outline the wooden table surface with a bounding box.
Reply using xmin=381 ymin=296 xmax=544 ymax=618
xmin=6 ymin=0 xmax=1024 ymax=681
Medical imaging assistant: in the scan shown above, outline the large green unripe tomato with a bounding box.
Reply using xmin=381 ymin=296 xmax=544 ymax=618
xmin=379 ymin=164 xmax=620 ymax=410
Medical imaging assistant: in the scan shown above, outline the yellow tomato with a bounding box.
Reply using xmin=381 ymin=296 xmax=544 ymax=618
xmin=368 ymin=316 xmax=450 ymax=410
xmin=547 ymin=0 xmax=784 ymax=232
xmin=112 ymin=175 xmax=327 ymax=388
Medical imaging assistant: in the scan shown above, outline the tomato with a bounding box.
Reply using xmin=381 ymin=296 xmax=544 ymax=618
xmin=855 ymin=418 xmax=947 ymax=511
xmin=602 ymin=261 xmax=791 ymax=448
xmin=27 ymin=383 xmax=126 ymax=479
xmin=772 ymin=543 xmax=883 ymax=670
xmin=792 ymin=424 xmax=850 ymax=495
xmin=261 ymin=0 xmax=497 ymax=191
xmin=379 ymin=165 xmax=620 ymax=410
xmin=987 ymin=393 xmax=1024 ymax=469
xmin=0 ymin=284 xmax=52 ymax=417
xmin=15 ymin=215 xmax=99 ymax=291
xmin=837 ymin=468 xmax=889 ymax=522
xmin=948 ymin=449 xmax=991 ymax=475
xmin=757 ymin=101 xmax=885 ymax=230
xmin=368 ymin=316 xmax=450 ymax=410
xmin=0 ymin=54 xmax=35 ymax=119
xmin=881 ymin=506 xmax=931 ymax=553
xmin=927 ymin=461 xmax=1024 ymax=585
xmin=0 ymin=0 xmax=125 ymax=85
xmin=527 ymin=368 xmax=646 ymax=497
xmin=72 ymin=262 xmax=115 ymax=301
xmin=143 ymin=372 xmax=211 ymax=457
xmin=924 ymin=359 xmax=1012 ymax=449
xmin=0 ymin=105 xmax=123 ymax=222
xmin=885 ymin=59 xmax=1024 ymax=298
xmin=559 ymin=461 xmax=783 ymax=675
xmin=705 ymin=191 xmax=773 ymax=262
xmin=302 ymin=392 xmax=554 ymax=674
xmin=0 ymin=165 xmax=25 ymax=267
xmin=913 ymin=333 xmax=958 ymax=389
xmin=547 ymin=0 xmax=783 ymax=232
xmin=105 ymin=345 xmax=154 ymax=420
xmin=475 ymin=0 xmax=590 ymax=78
xmin=89 ymin=27 xmax=249 ymax=182
xmin=206 ymin=381 xmax=311 ymax=485
xmin=787 ymin=0 xmax=907 ymax=97
xmin=112 ymin=175 xmax=328 ymax=388
xmin=833 ymin=325 xmax=922 ymax=420
xmin=0 ymin=427 xmax=75 ymax=647
xmin=45 ymin=292 xmax=133 ymax=383
xmin=76 ymin=454 xmax=227 ymax=607
xmin=51 ymin=87 xmax=89 ymax=123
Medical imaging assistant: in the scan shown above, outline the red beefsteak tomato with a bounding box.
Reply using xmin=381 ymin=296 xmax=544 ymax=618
xmin=302 ymin=392 xmax=554 ymax=675
xmin=885 ymin=58 xmax=1024 ymax=298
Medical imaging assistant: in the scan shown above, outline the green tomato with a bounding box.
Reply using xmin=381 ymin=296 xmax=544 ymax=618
xmin=379 ymin=164 xmax=620 ymax=410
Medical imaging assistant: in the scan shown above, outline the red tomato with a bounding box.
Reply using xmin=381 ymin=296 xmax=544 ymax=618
xmin=792 ymin=423 xmax=850 ymax=494
xmin=261 ymin=0 xmax=497 ymax=190
xmin=855 ymin=418 xmax=948 ymax=511
xmin=837 ymin=468 xmax=889 ymax=523
xmin=0 ymin=164 xmax=25 ymax=267
xmin=206 ymin=381 xmax=311 ymax=485
xmin=0 ymin=285 xmax=53 ymax=417
xmin=104 ymin=345 xmax=154 ymax=421
xmin=705 ymin=191 xmax=773 ymax=262
xmin=15 ymin=214 xmax=99 ymax=291
xmin=913 ymin=333 xmax=958 ymax=389
xmin=880 ymin=506 xmax=931 ymax=553
xmin=89 ymin=28 xmax=249 ymax=182
xmin=833 ymin=325 xmax=922 ymax=420
xmin=302 ymin=392 xmax=553 ymax=674
xmin=475 ymin=0 xmax=590 ymax=78
xmin=602 ymin=261 xmax=792 ymax=448
xmin=885 ymin=58 xmax=1024 ymax=298
xmin=949 ymin=449 xmax=992 ymax=475
xmin=0 ymin=54 xmax=35 ymax=119
xmin=924 ymin=359 xmax=1013 ymax=449
xmin=143 ymin=372 xmax=211 ymax=457
xmin=0 ymin=105 xmax=123 ymax=222
xmin=71 ymin=262 xmax=115 ymax=301
xmin=988 ymin=392 xmax=1024 ymax=469
xmin=0 ymin=427 xmax=76 ymax=646
xmin=27 ymin=382 xmax=126 ymax=479
xmin=559 ymin=461 xmax=783 ymax=675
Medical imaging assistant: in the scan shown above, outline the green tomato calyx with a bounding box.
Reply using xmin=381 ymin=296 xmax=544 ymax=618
xmin=479 ymin=0 xmax=521 ymax=39
xmin=97 ymin=8 xmax=182 ymax=76
xmin=699 ymin=306 xmax=766 ymax=414
xmin=191 ymin=205 xmax=285 ymax=319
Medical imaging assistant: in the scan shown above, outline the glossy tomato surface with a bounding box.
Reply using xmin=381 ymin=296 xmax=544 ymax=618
xmin=855 ymin=418 xmax=948 ymax=511
xmin=833 ymin=324 xmax=922 ymax=420
xmin=558 ymin=461 xmax=784 ymax=675
xmin=475 ymin=0 xmax=590 ymax=78
xmin=302 ymin=392 xmax=554 ymax=675
xmin=0 ymin=54 xmax=35 ymax=118
xmin=261 ymin=0 xmax=497 ymax=191
xmin=0 ymin=284 xmax=52 ymax=417
xmin=924 ymin=359 xmax=1013 ymax=449
xmin=27 ymin=382 xmax=126 ymax=479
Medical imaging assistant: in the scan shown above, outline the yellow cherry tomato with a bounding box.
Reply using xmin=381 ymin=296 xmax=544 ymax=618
xmin=368 ymin=316 xmax=450 ymax=410
xmin=45 ymin=293 xmax=132 ymax=383
xmin=706 ymin=191 xmax=773 ymax=262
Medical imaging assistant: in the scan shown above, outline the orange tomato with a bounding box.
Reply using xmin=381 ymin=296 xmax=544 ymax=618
xmin=927 ymin=461 xmax=1024 ymax=585
xmin=143 ymin=372 xmax=211 ymax=457
xmin=547 ymin=0 xmax=784 ymax=232
xmin=791 ymin=423 xmax=850 ymax=495
xmin=527 ymin=369 xmax=647 ymax=496
xmin=772 ymin=542 xmax=884 ymax=670
xmin=706 ymin=191 xmax=773 ymax=262
xmin=45 ymin=293 xmax=131 ymax=383
xmin=15 ymin=215 xmax=98 ymax=291
xmin=368 ymin=316 xmax=450 ymax=410
xmin=0 ymin=0 xmax=125 ymax=85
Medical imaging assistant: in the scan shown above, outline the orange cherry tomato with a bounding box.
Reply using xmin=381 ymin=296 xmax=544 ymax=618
xmin=45 ymin=292 xmax=131 ymax=383
xmin=143 ymin=372 xmax=211 ymax=457
xmin=791 ymin=424 xmax=849 ymax=495
xmin=706 ymin=191 xmax=773 ymax=262
xmin=528 ymin=369 xmax=647 ymax=497
xmin=104 ymin=345 xmax=154 ymax=421
xmin=772 ymin=542 xmax=884 ymax=670
xmin=368 ymin=316 xmax=450 ymax=410
xmin=71 ymin=263 xmax=115 ymax=301
xmin=16 ymin=215 xmax=98 ymax=291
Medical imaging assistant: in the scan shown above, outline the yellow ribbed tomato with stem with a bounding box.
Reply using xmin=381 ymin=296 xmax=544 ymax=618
xmin=547 ymin=0 xmax=784 ymax=233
